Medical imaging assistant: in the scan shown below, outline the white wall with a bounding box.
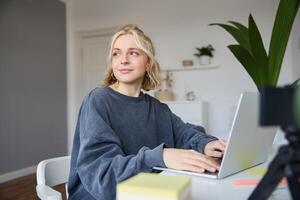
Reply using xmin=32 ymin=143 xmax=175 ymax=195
xmin=0 ymin=0 xmax=67 ymax=178
xmin=67 ymin=0 xmax=296 ymax=151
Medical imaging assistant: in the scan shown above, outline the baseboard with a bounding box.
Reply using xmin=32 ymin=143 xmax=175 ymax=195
xmin=0 ymin=165 xmax=36 ymax=184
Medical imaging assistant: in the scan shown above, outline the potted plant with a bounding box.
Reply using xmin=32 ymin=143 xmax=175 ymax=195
xmin=194 ymin=44 xmax=214 ymax=65
xmin=210 ymin=0 xmax=299 ymax=92
xmin=210 ymin=3 xmax=300 ymax=197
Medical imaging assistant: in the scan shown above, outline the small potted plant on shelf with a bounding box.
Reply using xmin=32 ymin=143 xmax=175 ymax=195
xmin=194 ymin=44 xmax=214 ymax=65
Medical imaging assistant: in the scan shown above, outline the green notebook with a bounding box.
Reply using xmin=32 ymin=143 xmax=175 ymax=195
xmin=117 ymin=173 xmax=191 ymax=200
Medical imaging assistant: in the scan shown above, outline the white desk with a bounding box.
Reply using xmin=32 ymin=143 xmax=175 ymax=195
xmin=162 ymin=162 xmax=291 ymax=200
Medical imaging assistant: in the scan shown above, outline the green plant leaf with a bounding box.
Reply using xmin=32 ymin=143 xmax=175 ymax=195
xmin=248 ymin=14 xmax=269 ymax=86
xmin=210 ymin=0 xmax=299 ymax=91
xmin=228 ymin=45 xmax=261 ymax=90
xmin=210 ymin=23 xmax=252 ymax=53
xmin=194 ymin=46 xmax=214 ymax=57
xmin=228 ymin=21 xmax=249 ymax=37
xmin=268 ymin=0 xmax=300 ymax=85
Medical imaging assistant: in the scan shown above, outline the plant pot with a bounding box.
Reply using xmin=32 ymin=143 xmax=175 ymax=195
xmin=199 ymin=56 xmax=211 ymax=65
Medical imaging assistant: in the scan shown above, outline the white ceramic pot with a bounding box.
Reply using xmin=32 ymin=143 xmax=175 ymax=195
xmin=199 ymin=55 xmax=211 ymax=65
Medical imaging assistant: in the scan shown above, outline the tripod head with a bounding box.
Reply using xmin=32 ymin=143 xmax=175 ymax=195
xmin=282 ymin=127 xmax=300 ymax=148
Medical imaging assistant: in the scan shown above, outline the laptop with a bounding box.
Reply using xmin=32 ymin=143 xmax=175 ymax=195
xmin=153 ymin=92 xmax=277 ymax=179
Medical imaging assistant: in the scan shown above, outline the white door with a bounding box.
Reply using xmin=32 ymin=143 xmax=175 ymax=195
xmin=81 ymin=35 xmax=112 ymax=97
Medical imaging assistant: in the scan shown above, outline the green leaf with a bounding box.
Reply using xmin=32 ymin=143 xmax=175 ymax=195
xmin=210 ymin=0 xmax=300 ymax=90
xmin=228 ymin=21 xmax=249 ymax=37
xmin=248 ymin=14 xmax=269 ymax=86
xmin=209 ymin=23 xmax=252 ymax=53
xmin=228 ymin=45 xmax=261 ymax=90
xmin=268 ymin=0 xmax=300 ymax=85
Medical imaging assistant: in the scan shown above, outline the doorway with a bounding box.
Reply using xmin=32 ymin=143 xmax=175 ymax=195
xmin=81 ymin=34 xmax=112 ymax=97
xmin=68 ymin=27 xmax=117 ymax=153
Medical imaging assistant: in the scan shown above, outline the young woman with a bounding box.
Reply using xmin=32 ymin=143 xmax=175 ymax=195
xmin=68 ymin=24 xmax=226 ymax=200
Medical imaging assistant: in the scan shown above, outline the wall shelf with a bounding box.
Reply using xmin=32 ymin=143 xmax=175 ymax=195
xmin=161 ymin=64 xmax=219 ymax=72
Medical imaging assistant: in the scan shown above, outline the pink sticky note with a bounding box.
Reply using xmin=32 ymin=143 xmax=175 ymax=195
xmin=233 ymin=178 xmax=287 ymax=186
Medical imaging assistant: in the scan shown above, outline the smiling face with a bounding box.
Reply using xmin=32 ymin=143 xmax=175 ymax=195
xmin=111 ymin=34 xmax=148 ymax=88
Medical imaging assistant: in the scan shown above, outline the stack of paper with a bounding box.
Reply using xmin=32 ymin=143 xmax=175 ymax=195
xmin=117 ymin=173 xmax=191 ymax=200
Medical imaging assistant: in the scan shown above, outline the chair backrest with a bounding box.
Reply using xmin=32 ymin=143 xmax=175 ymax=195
xmin=36 ymin=156 xmax=71 ymax=187
xmin=36 ymin=156 xmax=70 ymax=200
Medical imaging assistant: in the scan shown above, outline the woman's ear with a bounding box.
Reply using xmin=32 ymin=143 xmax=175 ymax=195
xmin=146 ymin=62 xmax=151 ymax=72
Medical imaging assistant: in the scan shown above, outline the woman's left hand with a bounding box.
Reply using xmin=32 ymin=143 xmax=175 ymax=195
xmin=204 ymin=139 xmax=227 ymax=158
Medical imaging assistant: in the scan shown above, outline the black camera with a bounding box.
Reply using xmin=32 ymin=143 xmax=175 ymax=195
xmin=259 ymin=86 xmax=300 ymax=129
xmin=249 ymin=86 xmax=300 ymax=200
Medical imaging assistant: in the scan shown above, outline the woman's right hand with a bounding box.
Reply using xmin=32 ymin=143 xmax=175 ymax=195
xmin=163 ymin=148 xmax=220 ymax=173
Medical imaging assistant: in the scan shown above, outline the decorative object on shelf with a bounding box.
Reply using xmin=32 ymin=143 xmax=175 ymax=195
xmin=194 ymin=44 xmax=214 ymax=65
xmin=185 ymin=91 xmax=196 ymax=101
xmin=154 ymin=90 xmax=174 ymax=101
xmin=210 ymin=0 xmax=299 ymax=91
xmin=154 ymin=71 xmax=175 ymax=101
xmin=182 ymin=59 xmax=194 ymax=67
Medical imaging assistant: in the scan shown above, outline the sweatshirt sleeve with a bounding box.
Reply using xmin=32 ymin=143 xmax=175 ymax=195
xmin=170 ymin=110 xmax=218 ymax=154
xmin=76 ymin=94 xmax=165 ymax=199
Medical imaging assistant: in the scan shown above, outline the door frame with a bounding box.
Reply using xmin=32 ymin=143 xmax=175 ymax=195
xmin=67 ymin=27 xmax=118 ymax=153
xmin=78 ymin=27 xmax=118 ymax=99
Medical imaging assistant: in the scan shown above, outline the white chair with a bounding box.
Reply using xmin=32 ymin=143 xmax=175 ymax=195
xmin=36 ymin=156 xmax=71 ymax=200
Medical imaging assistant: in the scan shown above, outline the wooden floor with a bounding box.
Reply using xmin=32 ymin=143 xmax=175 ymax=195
xmin=0 ymin=174 xmax=66 ymax=200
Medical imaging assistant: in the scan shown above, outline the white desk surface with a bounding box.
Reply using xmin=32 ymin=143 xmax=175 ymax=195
xmin=162 ymin=162 xmax=291 ymax=200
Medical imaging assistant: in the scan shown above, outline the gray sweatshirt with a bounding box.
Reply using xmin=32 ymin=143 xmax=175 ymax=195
xmin=68 ymin=86 xmax=217 ymax=200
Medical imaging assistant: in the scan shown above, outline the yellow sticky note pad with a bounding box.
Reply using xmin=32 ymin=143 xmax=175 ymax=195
xmin=247 ymin=166 xmax=267 ymax=176
xmin=117 ymin=173 xmax=191 ymax=200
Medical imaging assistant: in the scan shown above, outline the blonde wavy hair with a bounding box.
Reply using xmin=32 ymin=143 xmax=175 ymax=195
xmin=102 ymin=24 xmax=161 ymax=91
